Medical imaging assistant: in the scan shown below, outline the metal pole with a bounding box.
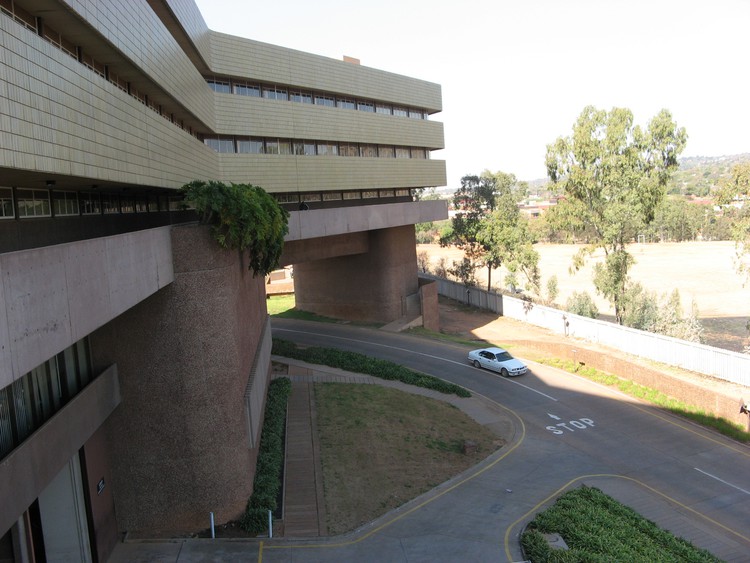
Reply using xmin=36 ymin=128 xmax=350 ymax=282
xmin=268 ymin=510 xmax=273 ymax=538
xmin=210 ymin=512 xmax=215 ymax=539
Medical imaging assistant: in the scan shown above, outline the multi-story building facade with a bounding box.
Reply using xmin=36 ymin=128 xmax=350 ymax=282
xmin=0 ymin=0 xmax=446 ymax=561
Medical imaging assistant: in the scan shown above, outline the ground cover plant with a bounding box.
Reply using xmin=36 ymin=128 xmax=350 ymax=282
xmin=521 ymin=486 xmax=721 ymax=562
xmin=272 ymin=338 xmax=470 ymax=397
xmin=240 ymin=377 xmax=291 ymax=534
xmin=315 ymin=383 xmax=502 ymax=534
xmin=266 ymin=294 xmax=338 ymax=322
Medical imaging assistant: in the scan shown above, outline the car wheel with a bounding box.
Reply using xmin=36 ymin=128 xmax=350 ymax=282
xmin=473 ymin=360 xmax=481 ymax=368
xmin=500 ymin=368 xmax=509 ymax=377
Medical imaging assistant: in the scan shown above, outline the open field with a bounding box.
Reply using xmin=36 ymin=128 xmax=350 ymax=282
xmin=417 ymin=241 xmax=750 ymax=352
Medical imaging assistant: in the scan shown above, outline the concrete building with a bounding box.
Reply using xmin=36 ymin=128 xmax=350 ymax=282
xmin=0 ymin=0 xmax=446 ymax=561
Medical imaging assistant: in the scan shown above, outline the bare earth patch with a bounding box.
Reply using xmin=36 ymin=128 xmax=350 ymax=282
xmin=314 ymin=383 xmax=502 ymax=535
xmin=418 ymin=241 xmax=750 ymax=352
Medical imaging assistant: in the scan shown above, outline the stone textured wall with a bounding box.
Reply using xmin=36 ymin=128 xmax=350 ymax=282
xmin=294 ymin=225 xmax=419 ymax=323
xmin=419 ymin=279 xmax=440 ymax=332
xmin=92 ymin=224 xmax=268 ymax=535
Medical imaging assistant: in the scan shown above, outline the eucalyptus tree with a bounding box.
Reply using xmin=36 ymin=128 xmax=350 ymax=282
xmin=442 ymin=171 xmax=537 ymax=291
xmin=715 ymin=161 xmax=750 ymax=281
xmin=545 ymin=106 xmax=687 ymax=324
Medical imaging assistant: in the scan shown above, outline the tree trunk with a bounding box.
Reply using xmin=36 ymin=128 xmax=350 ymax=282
xmin=487 ymin=266 xmax=492 ymax=292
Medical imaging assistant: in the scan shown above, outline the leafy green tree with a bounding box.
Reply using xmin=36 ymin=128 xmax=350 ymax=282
xmin=715 ymin=162 xmax=750 ymax=281
xmin=180 ymin=180 xmax=289 ymax=276
xmin=647 ymin=197 xmax=703 ymax=242
xmin=546 ymin=275 xmax=559 ymax=304
xmin=442 ymin=171 xmax=539 ymax=292
xmin=565 ymin=291 xmax=599 ymax=318
xmin=545 ymin=106 xmax=687 ymax=324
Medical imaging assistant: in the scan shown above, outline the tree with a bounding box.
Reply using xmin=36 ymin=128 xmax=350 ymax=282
xmin=545 ymin=106 xmax=687 ymax=324
xmin=715 ymin=161 xmax=750 ymax=281
xmin=442 ymin=171 xmax=539 ymax=292
xmin=180 ymin=180 xmax=289 ymax=276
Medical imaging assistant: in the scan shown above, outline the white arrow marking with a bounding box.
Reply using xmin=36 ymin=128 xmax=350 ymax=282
xmin=547 ymin=413 xmax=561 ymax=420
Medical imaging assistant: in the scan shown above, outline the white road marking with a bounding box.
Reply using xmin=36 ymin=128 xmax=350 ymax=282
xmin=548 ymin=413 xmax=562 ymax=420
xmin=695 ymin=468 xmax=750 ymax=495
xmin=274 ymin=327 xmax=558 ymax=401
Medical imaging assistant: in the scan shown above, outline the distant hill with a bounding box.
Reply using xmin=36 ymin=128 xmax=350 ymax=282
xmin=521 ymin=154 xmax=750 ymax=199
xmin=669 ymin=153 xmax=750 ymax=197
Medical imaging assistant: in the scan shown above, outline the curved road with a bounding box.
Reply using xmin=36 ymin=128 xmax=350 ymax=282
xmin=262 ymin=319 xmax=750 ymax=562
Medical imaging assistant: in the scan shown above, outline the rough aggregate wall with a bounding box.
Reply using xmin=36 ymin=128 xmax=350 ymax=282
xmin=92 ymin=224 xmax=267 ymax=534
xmin=294 ymin=225 xmax=419 ymax=323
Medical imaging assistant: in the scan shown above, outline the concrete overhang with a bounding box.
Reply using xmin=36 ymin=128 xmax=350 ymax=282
xmin=285 ymin=199 xmax=447 ymax=241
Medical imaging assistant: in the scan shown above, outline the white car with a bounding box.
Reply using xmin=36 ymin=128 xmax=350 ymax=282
xmin=467 ymin=347 xmax=528 ymax=377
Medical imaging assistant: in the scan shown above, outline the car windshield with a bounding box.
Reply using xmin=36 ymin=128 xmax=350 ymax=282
xmin=496 ymin=352 xmax=513 ymax=361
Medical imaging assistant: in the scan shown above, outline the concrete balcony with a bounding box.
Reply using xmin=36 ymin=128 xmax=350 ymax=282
xmin=0 ymin=227 xmax=174 ymax=387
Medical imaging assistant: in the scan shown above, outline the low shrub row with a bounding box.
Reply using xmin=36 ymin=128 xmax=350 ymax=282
xmin=240 ymin=377 xmax=292 ymax=534
xmin=272 ymin=338 xmax=470 ymax=398
xmin=521 ymin=486 xmax=720 ymax=562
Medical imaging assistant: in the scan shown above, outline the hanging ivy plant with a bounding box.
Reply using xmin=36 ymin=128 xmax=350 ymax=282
xmin=180 ymin=180 xmax=289 ymax=276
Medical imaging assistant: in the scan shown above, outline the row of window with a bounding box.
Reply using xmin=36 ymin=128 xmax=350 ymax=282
xmin=202 ymin=137 xmax=430 ymax=159
xmin=206 ymin=78 xmax=430 ymax=120
xmin=275 ymin=188 xmax=411 ymax=204
xmin=0 ymin=339 xmax=92 ymax=461
xmin=0 ymin=187 xmax=185 ymax=219
xmin=1 ymin=0 xmax=199 ymax=138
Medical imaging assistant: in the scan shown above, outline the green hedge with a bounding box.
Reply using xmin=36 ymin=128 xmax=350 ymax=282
xmin=521 ymin=486 xmax=720 ymax=562
xmin=272 ymin=338 xmax=470 ymax=398
xmin=240 ymin=377 xmax=291 ymax=534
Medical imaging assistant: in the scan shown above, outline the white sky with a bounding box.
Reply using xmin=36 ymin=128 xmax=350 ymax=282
xmin=194 ymin=0 xmax=750 ymax=187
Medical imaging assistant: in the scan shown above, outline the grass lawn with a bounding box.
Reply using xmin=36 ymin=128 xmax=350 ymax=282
xmin=315 ymin=383 xmax=503 ymax=535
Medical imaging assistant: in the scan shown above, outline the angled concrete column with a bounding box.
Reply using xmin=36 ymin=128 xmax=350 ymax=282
xmin=294 ymin=225 xmax=418 ymax=323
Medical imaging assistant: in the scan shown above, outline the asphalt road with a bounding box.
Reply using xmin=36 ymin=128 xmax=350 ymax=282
xmin=268 ymin=318 xmax=750 ymax=562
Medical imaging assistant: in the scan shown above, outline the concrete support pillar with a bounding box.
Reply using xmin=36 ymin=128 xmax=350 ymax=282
xmin=91 ymin=224 xmax=268 ymax=535
xmin=294 ymin=225 xmax=419 ymax=323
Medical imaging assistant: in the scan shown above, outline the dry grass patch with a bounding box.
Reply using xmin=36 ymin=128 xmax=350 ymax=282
xmin=315 ymin=383 xmax=503 ymax=535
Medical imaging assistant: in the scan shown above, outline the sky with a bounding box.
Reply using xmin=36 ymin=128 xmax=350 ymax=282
xmin=194 ymin=0 xmax=750 ymax=187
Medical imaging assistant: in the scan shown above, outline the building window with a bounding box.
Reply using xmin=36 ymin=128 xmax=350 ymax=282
xmin=343 ymin=191 xmax=361 ymax=200
xmin=395 ymin=189 xmax=411 ymax=197
xmin=362 ymin=191 xmax=379 ymax=199
xmin=0 ymin=338 xmax=93 ymax=462
xmin=263 ymin=86 xmax=288 ymax=101
xmin=237 ymin=138 xmax=264 ymax=154
xmin=204 ymin=138 xmax=235 ymax=153
xmin=409 ymin=109 xmax=425 ymax=119
xmin=234 ymin=82 xmax=261 ymax=97
xmin=168 ymin=196 xmax=184 ymax=211
xmin=393 ymin=107 xmax=409 ymax=118
xmin=314 ymin=94 xmax=335 ymax=107
xmin=80 ymin=192 xmax=101 ymax=215
xmin=208 ymin=79 xmax=231 ymax=93
xmin=357 ymin=101 xmax=375 ymax=112
xmin=16 ymin=189 xmax=50 ymax=218
xmin=276 ymin=193 xmax=299 ymax=203
xmin=411 ymin=148 xmax=427 ymax=159
xmin=52 ymin=190 xmax=79 ymax=216
xmin=336 ymin=98 xmax=356 ymax=110
xmin=294 ymin=141 xmax=316 ymax=156
xmin=120 ymin=195 xmax=135 ymax=213
xmin=316 ymin=143 xmax=338 ymax=156
xmin=0 ymin=187 xmax=14 ymax=218
xmin=323 ymin=192 xmax=343 ymax=201
xmin=290 ymin=91 xmax=313 ymax=104
xmin=379 ymin=189 xmax=396 ymax=198
xmin=378 ymin=146 xmax=395 ymax=158
xmin=102 ymin=194 xmax=119 ymax=214
xmin=376 ymin=104 xmax=392 ymax=115
xmin=301 ymin=193 xmax=322 ymax=202
xmin=339 ymin=143 xmax=358 ymax=157
xmin=359 ymin=145 xmax=378 ymax=158
xmin=395 ymin=147 xmax=411 ymax=159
